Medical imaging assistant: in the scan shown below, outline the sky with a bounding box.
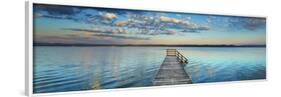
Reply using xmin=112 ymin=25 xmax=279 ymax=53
xmin=33 ymin=4 xmax=266 ymax=45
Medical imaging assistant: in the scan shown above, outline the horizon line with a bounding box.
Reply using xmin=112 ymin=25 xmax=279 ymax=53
xmin=33 ymin=43 xmax=266 ymax=47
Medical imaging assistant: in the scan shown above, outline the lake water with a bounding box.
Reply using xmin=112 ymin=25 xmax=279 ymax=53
xmin=33 ymin=46 xmax=266 ymax=93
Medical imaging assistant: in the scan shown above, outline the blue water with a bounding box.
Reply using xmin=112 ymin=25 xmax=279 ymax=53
xmin=33 ymin=46 xmax=266 ymax=93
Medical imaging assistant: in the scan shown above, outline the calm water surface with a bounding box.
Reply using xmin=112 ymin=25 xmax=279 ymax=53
xmin=33 ymin=46 xmax=266 ymax=93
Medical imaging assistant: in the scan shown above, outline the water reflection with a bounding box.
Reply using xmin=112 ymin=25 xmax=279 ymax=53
xmin=33 ymin=47 xmax=265 ymax=93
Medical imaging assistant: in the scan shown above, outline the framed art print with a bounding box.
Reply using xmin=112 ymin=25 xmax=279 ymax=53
xmin=25 ymin=1 xmax=266 ymax=96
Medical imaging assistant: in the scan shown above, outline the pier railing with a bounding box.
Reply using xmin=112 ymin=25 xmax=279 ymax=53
xmin=166 ymin=49 xmax=188 ymax=64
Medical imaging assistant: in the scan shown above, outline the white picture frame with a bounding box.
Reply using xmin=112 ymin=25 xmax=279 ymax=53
xmin=25 ymin=1 xmax=267 ymax=96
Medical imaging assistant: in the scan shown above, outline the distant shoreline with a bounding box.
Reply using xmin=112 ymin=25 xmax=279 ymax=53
xmin=33 ymin=43 xmax=266 ymax=47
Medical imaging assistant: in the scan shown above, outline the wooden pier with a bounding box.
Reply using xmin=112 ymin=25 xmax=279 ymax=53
xmin=153 ymin=49 xmax=192 ymax=86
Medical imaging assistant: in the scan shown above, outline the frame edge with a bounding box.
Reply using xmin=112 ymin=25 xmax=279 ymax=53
xmin=25 ymin=1 xmax=33 ymax=96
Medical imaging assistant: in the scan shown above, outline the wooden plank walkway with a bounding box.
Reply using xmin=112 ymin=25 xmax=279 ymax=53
xmin=153 ymin=49 xmax=192 ymax=86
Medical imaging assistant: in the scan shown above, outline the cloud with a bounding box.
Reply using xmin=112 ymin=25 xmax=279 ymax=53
xmin=116 ymin=21 xmax=130 ymax=26
xmin=111 ymin=28 xmax=128 ymax=34
xmin=101 ymin=13 xmax=117 ymax=20
xmin=230 ymin=18 xmax=266 ymax=31
xmin=187 ymin=24 xmax=210 ymax=31
xmin=160 ymin=16 xmax=183 ymax=24
xmin=114 ymin=17 xmax=152 ymax=31
xmin=63 ymin=28 xmax=100 ymax=33
xmin=208 ymin=16 xmax=265 ymax=31
xmin=35 ymin=4 xmax=210 ymax=36
xmin=37 ymin=14 xmax=76 ymax=20
xmin=63 ymin=28 xmax=149 ymax=40
xmin=114 ymin=15 xmax=210 ymax=34
xmin=64 ymin=28 xmax=127 ymax=34
xmin=149 ymin=30 xmax=178 ymax=35
xmin=159 ymin=16 xmax=210 ymax=31
xmin=181 ymin=30 xmax=201 ymax=33
xmin=92 ymin=34 xmax=150 ymax=40
xmin=243 ymin=18 xmax=266 ymax=31
xmin=83 ymin=12 xmax=118 ymax=26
